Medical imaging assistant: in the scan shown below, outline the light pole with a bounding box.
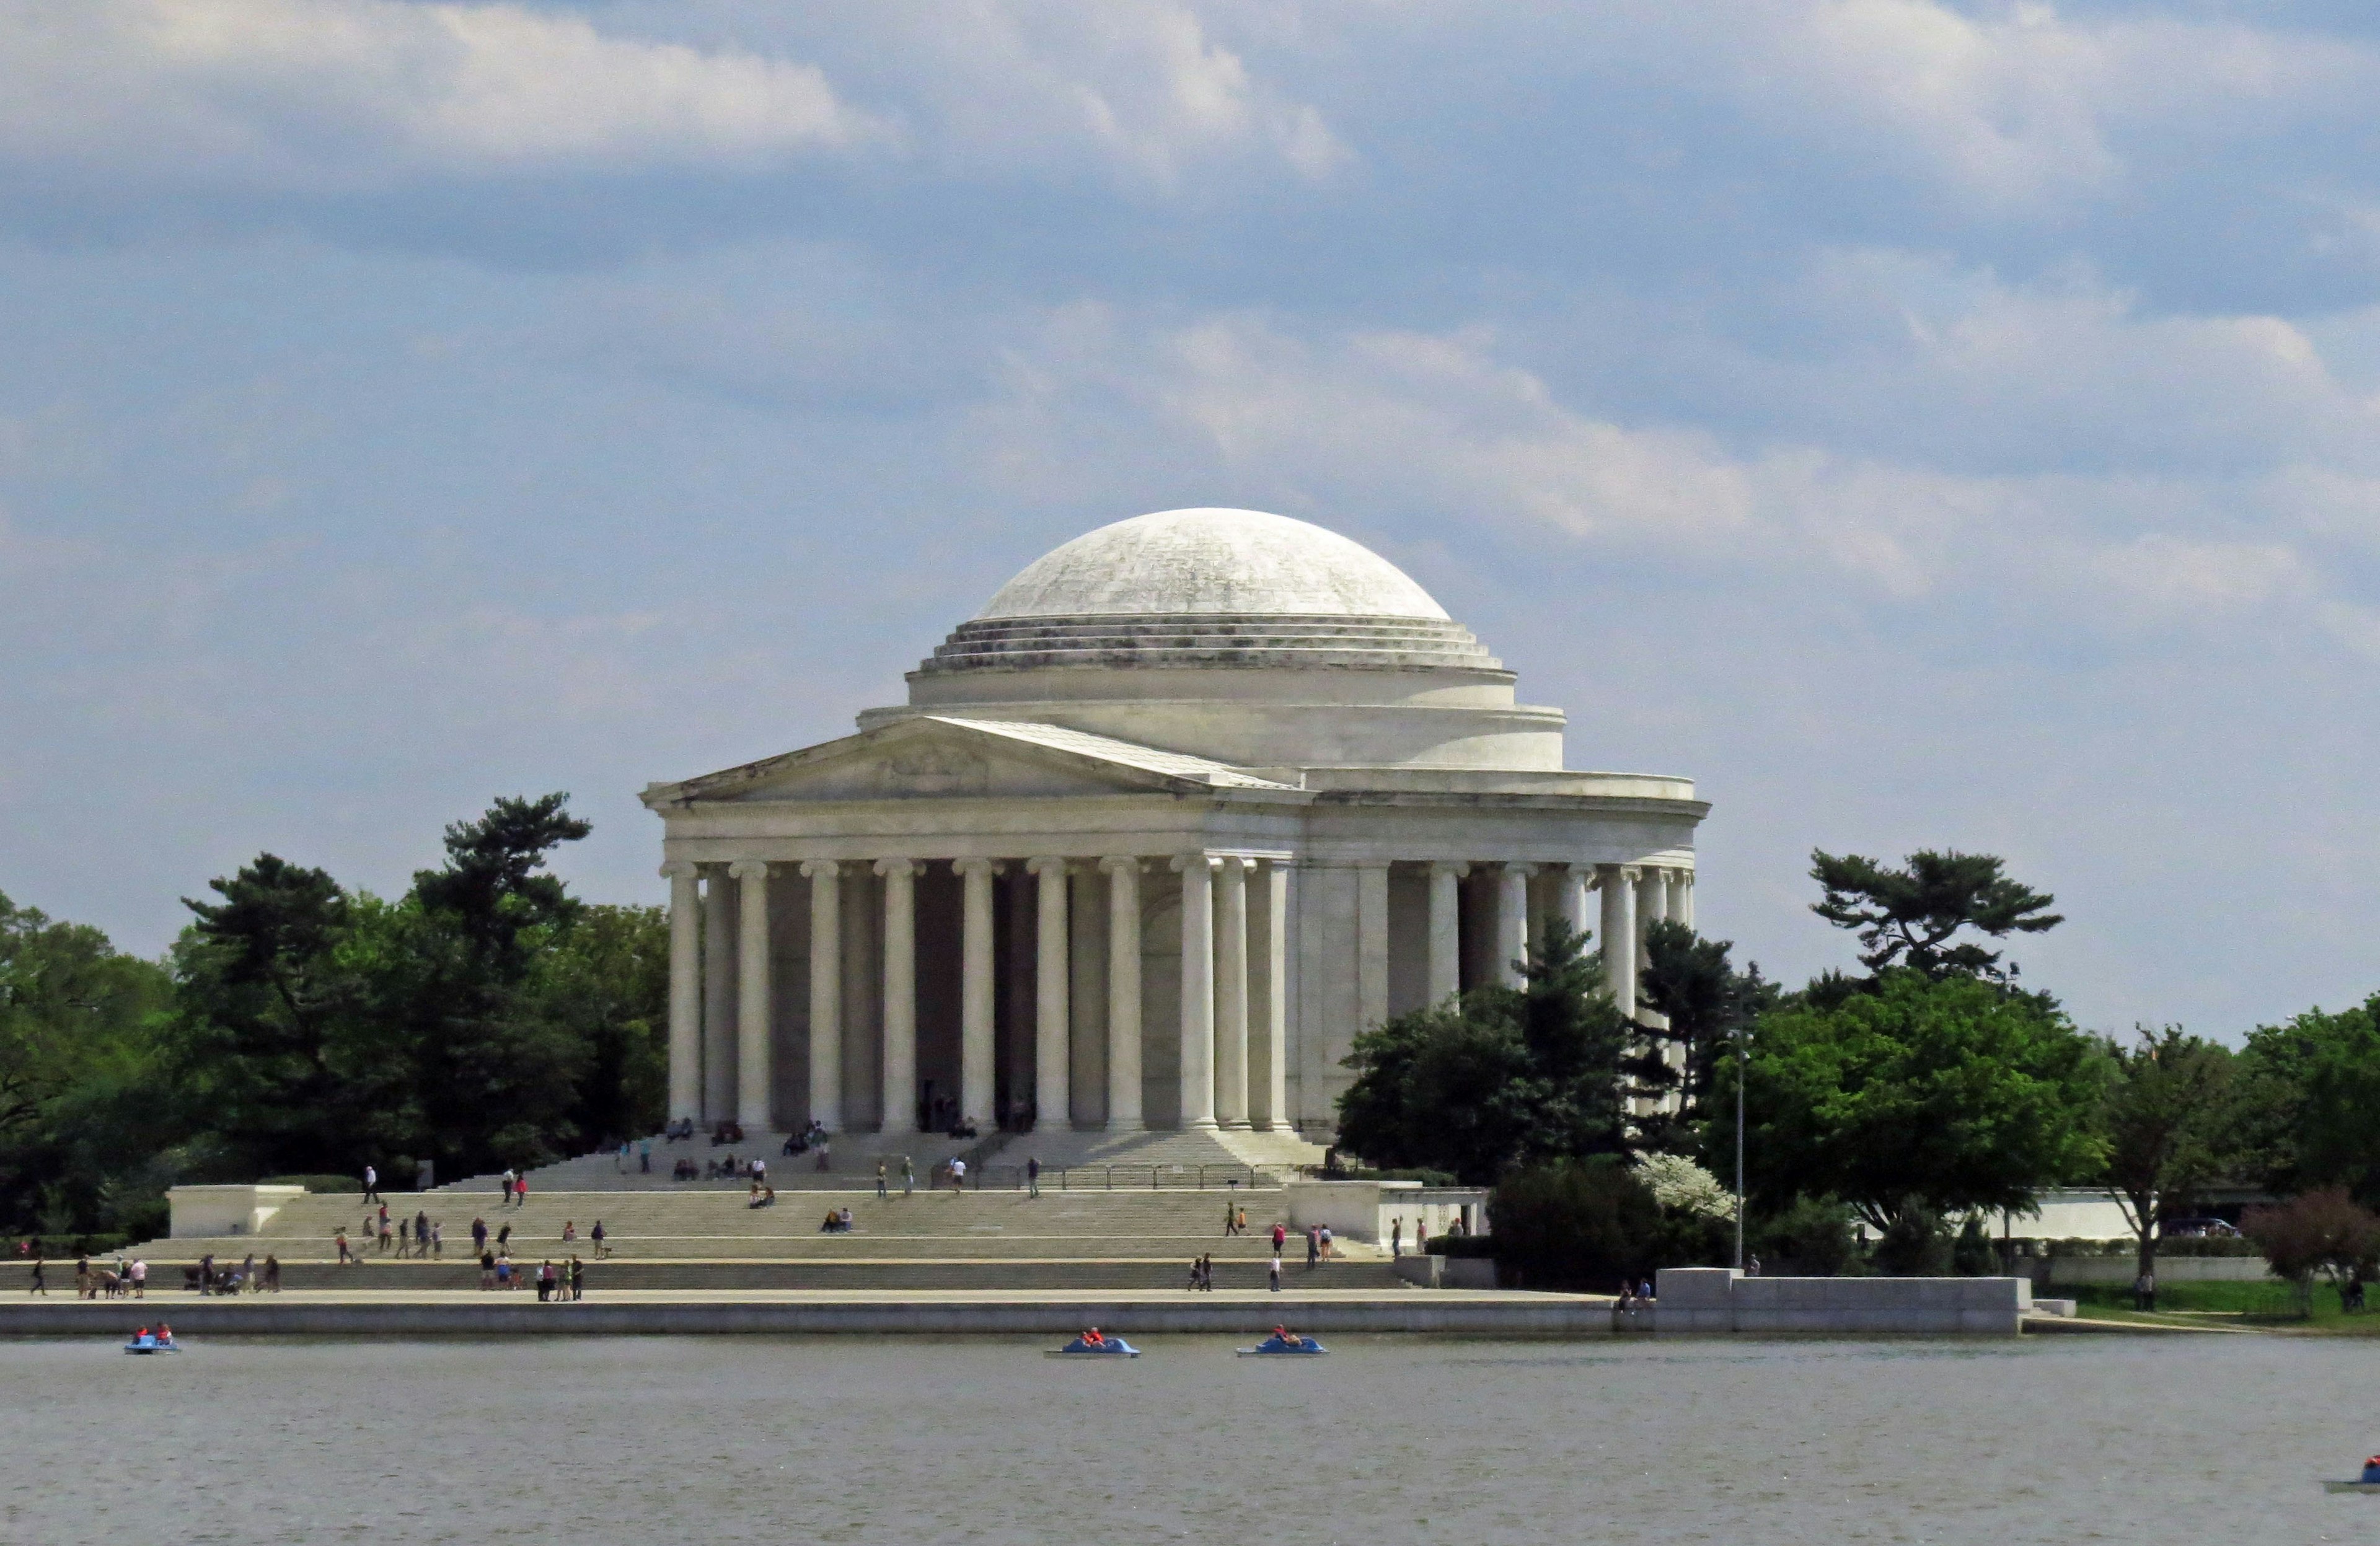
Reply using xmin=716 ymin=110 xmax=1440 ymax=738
xmin=1734 ymin=1021 xmax=1748 ymax=1271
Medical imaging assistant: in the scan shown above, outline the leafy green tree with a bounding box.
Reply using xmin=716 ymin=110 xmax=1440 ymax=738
xmin=524 ymin=902 xmax=670 ymax=1146
xmin=2096 ymin=1026 xmax=2234 ymax=1280
xmin=389 ymin=794 xmax=599 ymax=1179
xmin=1809 ymin=849 xmax=2062 ymax=981
xmin=0 ymin=892 xmax=177 ymax=1237
xmin=169 ymin=855 xmax=377 ymax=1175
xmin=1337 ymin=920 xmax=1631 ymax=1184
xmin=1634 ymin=920 xmax=1776 ymax=1140
xmin=1709 ymin=970 xmax=2103 ymax=1244
xmin=2231 ymin=996 xmax=2380 ymax=1205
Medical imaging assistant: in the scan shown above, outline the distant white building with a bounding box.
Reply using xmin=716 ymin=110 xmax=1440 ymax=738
xmin=643 ymin=508 xmax=1706 ymax=1151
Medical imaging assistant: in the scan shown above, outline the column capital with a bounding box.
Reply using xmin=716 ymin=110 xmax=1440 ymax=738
xmin=1171 ymin=852 xmax=1220 ymax=874
xmin=1605 ymin=863 xmax=1642 ymax=884
xmin=1025 ymin=856 xmax=1069 ymax=877
xmin=728 ymin=859 xmax=770 ymax=882
xmin=1427 ymin=860 xmax=1470 ymax=879
xmin=1501 ymin=861 xmax=1539 ymax=878
xmin=952 ymin=857 xmax=1004 ymax=878
xmin=873 ymin=857 xmax=921 ymax=878
xmin=1217 ymin=854 xmax=1256 ymax=876
xmin=798 ymin=858 xmax=841 ymax=879
xmin=1099 ymin=854 xmax=1144 ymax=876
xmin=659 ymin=859 xmax=699 ymax=881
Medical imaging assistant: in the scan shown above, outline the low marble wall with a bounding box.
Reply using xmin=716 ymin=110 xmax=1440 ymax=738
xmin=2038 ymin=1255 xmax=2270 ymax=1286
xmin=167 ymin=1185 xmax=309 ymax=1239
xmin=1654 ymin=1267 xmax=2029 ymax=1335
xmin=0 ymin=1293 xmax=1610 ymax=1338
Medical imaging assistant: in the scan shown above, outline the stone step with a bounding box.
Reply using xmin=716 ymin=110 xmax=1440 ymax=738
xmin=173 ymin=1258 xmax=1406 ymax=1292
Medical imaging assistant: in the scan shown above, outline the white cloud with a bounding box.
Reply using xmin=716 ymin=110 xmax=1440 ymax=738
xmin=0 ymin=0 xmax=879 ymax=187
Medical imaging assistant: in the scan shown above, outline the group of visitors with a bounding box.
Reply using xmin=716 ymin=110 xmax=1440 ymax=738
xmin=1184 ymin=1253 xmax=1219 ymax=1291
xmin=616 ymin=1138 xmax=653 ymax=1174
xmin=531 ymin=1257 xmax=584 ymax=1302
xmin=873 ymin=1156 xmax=919 ymax=1197
xmin=362 ymin=1203 xmax=443 ymax=1258
xmin=496 ymin=1170 xmax=532 ymax=1207
xmin=185 ymin=1252 xmax=277 ymax=1294
xmin=660 ymin=1116 xmax=699 ymax=1142
xmin=748 ymin=1182 xmax=777 ymax=1208
xmin=817 ymin=1206 xmax=855 ymax=1232
xmin=1615 ymin=1278 xmax=1658 ymax=1311
xmin=676 ymin=1152 xmax=770 ymax=1184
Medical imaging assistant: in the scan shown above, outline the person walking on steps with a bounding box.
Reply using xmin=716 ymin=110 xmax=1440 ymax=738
xmin=591 ymin=1219 xmax=607 ymax=1259
xmin=640 ymin=1136 xmax=652 ymax=1174
xmin=1268 ymin=1253 xmax=1282 ymax=1292
xmin=876 ymin=1160 xmax=888 ymax=1199
xmin=1028 ymin=1156 xmax=1041 ymax=1198
xmin=362 ymin=1164 xmax=381 ymax=1203
xmin=1223 ymin=1201 xmax=1240 ymax=1237
xmin=948 ymin=1156 xmax=966 ymax=1193
xmin=902 ymin=1155 xmax=915 ymax=1196
xmin=27 ymin=1255 xmax=45 ymax=1296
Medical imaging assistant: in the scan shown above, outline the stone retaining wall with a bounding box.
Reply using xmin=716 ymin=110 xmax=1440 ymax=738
xmin=1655 ymin=1267 xmax=2029 ymax=1334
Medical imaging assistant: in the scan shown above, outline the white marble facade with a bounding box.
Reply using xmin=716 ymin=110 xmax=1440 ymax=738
xmin=645 ymin=509 xmax=1706 ymax=1138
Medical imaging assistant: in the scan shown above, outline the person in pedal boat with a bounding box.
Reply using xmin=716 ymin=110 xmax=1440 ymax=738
xmin=1080 ymin=1327 xmax=1104 ymax=1346
xmin=2363 ymin=1455 xmax=2380 ymax=1484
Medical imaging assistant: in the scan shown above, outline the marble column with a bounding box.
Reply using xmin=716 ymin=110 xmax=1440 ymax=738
xmin=1101 ymin=856 xmax=1144 ymax=1131
xmin=1175 ymin=853 xmax=1219 ymax=1131
xmin=1600 ymin=865 xmax=1639 ymax=1019
xmin=800 ymin=859 xmax=842 ymax=1133
xmin=1027 ymin=858 xmax=1070 ymax=1132
xmin=1356 ymin=860 xmax=1390 ymax=1032
xmin=701 ymin=868 xmax=738 ymax=1124
xmin=1214 ymin=857 xmax=1251 ymax=1130
xmin=1668 ymin=867 xmax=1695 ymax=932
xmin=956 ymin=858 xmax=1000 ymax=1130
xmin=1498 ymin=863 xmax=1535 ymax=989
xmin=731 ymin=859 xmax=773 ymax=1132
xmin=1426 ymin=861 xmax=1467 ymax=1003
xmin=663 ymin=860 xmax=701 ymax=1125
xmin=876 ymin=858 xmax=920 ymax=1135
xmin=1251 ymin=859 xmax=1289 ymax=1132
xmin=1555 ymin=864 xmax=1591 ymax=949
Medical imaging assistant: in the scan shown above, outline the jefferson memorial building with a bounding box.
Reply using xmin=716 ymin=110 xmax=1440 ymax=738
xmin=645 ymin=507 xmax=1705 ymax=1156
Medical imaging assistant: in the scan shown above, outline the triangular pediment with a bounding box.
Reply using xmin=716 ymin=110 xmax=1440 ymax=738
xmin=643 ymin=717 xmax=1298 ymax=808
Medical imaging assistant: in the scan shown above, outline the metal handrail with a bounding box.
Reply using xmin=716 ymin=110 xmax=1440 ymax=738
xmin=958 ymin=1162 xmax=1313 ymax=1191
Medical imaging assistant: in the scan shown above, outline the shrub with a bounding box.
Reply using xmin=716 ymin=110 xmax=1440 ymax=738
xmin=2158 ymin=1234 xmax=2262 ymax=1258
xmin=1425 ymin=1234 xmax=1497 ymax=1258
xmin=2242 ymin=1188 xmax=2380 ymax=1315
xmin=1873 ymin=1208 xmax=1954 ymax=1276
xmin=1753 ymin=1195 xmax=1857 ymax=1276
xmin=1636 ymin=1153 xmax=1735 ymax=1221
xmin=1951 ymin=1213 xmax=1999 ymax=1276
xmin=1488 ymin=1158 xmax=1661 ymax=1290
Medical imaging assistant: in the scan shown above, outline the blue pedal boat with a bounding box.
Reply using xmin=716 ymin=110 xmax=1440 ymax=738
xmin=1047 ymin=1335 xmax=1139 ymax=1358
xmin=1237 ymin=1333 xmax=1327 ymax=1356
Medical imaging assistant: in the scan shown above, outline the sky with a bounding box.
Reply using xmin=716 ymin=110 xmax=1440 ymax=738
xmin=4 ymin=0 xmax=2379 ymax=1039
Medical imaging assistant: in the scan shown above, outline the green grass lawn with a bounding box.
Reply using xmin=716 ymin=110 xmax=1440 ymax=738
xmin=2066 ymin=1278 xmax=2379 ymax=1332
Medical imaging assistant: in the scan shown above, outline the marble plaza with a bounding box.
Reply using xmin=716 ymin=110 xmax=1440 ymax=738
xmin=645 ymin=507 xmax=1707 ymax=1143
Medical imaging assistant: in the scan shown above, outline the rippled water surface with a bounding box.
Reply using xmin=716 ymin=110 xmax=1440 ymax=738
xmin=4 ymin=1333 xmax=2376 ymax=1543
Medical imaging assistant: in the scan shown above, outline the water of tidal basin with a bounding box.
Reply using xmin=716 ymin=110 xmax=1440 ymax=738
xmin=4 ymin=1333 xmax=2374 ymax=1543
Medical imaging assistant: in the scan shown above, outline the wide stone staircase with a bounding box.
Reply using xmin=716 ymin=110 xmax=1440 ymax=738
xmin=133 ymin=1182 xmax=1398 ymax=1293
xmin=456 ymin=1123 xmax=1328 ymax=1196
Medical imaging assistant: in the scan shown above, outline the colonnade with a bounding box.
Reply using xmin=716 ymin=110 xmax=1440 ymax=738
xmin=664 ymin=853 xmax=1292 ymax=1137
xmin=664 ymin=853 xmax=1693 ymax=1135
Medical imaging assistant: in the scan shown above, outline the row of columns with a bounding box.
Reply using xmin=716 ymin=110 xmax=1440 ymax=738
xmin=666 ymin=854 xmax=1692 ymax=1135
xmin=665 ymin=853 xmax=1292 ymax=1136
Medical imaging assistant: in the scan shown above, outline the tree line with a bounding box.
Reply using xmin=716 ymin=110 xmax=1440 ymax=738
xmin=1336 ymin=848 xmax=2380 ymax=1291
xmin=0 ymin=794 xmax=666 ymax=1245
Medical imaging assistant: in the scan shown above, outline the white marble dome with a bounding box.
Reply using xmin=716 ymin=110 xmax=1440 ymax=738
xmin=976 ymin=508 xmax=1450 ymax=621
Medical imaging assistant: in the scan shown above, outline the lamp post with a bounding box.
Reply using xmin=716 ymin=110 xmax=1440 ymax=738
xmin=1734 ymin=1021 xmax=1748 ymax=1271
